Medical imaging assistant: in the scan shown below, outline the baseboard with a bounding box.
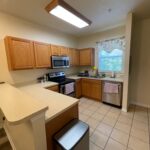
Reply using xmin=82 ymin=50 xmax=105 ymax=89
xmin=130 ymin=101 xmax=150 ymax=108
xmin=121 ymin=108 xmax=127 ymax=112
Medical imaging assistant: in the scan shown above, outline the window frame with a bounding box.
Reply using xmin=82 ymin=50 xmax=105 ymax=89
xmin=95 ymin=37 xmax=125 ymax=74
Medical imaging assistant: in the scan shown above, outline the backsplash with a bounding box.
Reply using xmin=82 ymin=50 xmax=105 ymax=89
xmin=11 ymin=67 xmax=80 ymax=85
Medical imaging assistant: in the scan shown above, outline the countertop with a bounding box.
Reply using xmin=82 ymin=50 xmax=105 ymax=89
xmin=68 ymin=75 xmax=124 ymax=82
xmin=0 ymin=83 xmax=48 ymax=125
xmin=17 ymin=82 xmax=79 ymax=123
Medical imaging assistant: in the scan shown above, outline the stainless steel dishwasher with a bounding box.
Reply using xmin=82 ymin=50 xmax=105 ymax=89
xmin=102 ymin=80 xmax=123 ymax=108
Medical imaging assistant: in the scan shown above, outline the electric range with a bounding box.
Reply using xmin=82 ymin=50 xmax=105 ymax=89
xmin=46 ymin=72 xmax=75 ymax=97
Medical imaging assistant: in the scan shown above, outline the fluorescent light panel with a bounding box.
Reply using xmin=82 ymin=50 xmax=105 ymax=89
xmin=50 ymin=5 xmax=89 ymax=28
xmin=45 ymin=0 xmax=91 ymax=29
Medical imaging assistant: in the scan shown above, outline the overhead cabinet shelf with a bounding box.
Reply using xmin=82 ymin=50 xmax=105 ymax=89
xmin=4 ymin=36 xmax=95 ymax=70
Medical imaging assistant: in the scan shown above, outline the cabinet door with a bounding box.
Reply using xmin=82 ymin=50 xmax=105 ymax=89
xmin=79 ymin=48 xmax=94 ymax=66
xmin=81 ymin=79 xmax=102 ymax=101
xmin=69 ymin=48 xmax=79 ymax=66
xmin=81 ymin=79 xmax=90 ymax=97
xmin=60 ymin=46 xmax=69 ymax=56
xmin=34 ymin=42 xmax=51 ymax=68
xmin=73 ymin=50 xmax=80 ymax=66
xmin=69 ymin=48 xmax=73 ymax=66
xmin=5 ymin=36 xmax=34 ymax=70
xmin=51 ymin=45 xmax=60 ymax=56
xmin=90 ymin=80 xmax=102 ymax=101
xmin=75 ymin=79 xmax=82 ymax=98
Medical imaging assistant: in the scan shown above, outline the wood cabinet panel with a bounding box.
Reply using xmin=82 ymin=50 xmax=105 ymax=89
xmin=75 ymin=79 xmax=82 ymax=98
xmin=81 ymin=79 xmax=91 ymax=98
xmin=81 ymin=78 xmax=101 ymax=101
xmin=60 ymin=46 xmax=69 ymax=56
xmin=46 ymin=85 xmax=59 ymax=92
xmin=51 ymin=45 xmax=61 ymax=56
xmin=34 ymin=42 xmax=51 ymax=68
xmin=73 ymin=50 xmax=80 ymax=66
xmin=46 ymin=104 xmax=78 ymax=150
xmin=90 ymin=82 xmax=102 ymax=100
xmin=69 ymin=48 xmax=79 ymax=66
xmin=68 ymin=49 xmax=73 ymax=66
xmin=5 ymin=36 xmax=34 ymax=70
xmin=79 ymin=48 xmax=94 ymax=66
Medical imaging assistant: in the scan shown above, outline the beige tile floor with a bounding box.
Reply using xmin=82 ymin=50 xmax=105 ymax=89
xmin=79 ymin=97 xmax=150 ymax=150
xmin=1 ymin=97 xmax=150 ymax=150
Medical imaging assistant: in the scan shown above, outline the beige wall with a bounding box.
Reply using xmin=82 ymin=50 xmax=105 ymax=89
xmin=77 ymin=26 xmax=125 ymax=48
xmin=129 ymin=17 xmax=150 ymax=107
xmin=0 ymin=12 xmax=78 ymax=84
xmin=122 ymin=13 xmax=133 ymax=112
xmin=77 ymin=22 xmax=133 ymax=112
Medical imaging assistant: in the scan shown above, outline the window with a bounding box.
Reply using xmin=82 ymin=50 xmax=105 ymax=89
xmin=97 ymin=37 xmax=125 ymax=72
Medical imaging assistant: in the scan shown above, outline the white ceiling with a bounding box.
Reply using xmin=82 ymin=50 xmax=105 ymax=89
xmin=0 ymin=0 xmax=144 ymax=36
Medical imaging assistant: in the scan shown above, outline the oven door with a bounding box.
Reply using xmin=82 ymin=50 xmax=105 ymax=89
xmin=60 ymin=82 xmax=75 ymax=97
xmin=52 ymin=56 xmax=70 ymax=69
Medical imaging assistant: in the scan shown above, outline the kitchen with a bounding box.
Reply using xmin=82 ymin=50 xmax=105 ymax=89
xmin=0 ymin=0 xmax=150 ymax=150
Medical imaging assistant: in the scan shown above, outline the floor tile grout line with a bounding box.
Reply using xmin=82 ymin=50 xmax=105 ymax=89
xmin=90 ymin=105 xmax=113 ymax=149
xmin=87 ymin=102 xmax=105 ymax=138
xmin=126 ymin=105 xmax=136 ymax=149
xmin=102 ymin=107 xmax=122 ymax=150
xmin=81 ymin=99 xmax=150 ymax=149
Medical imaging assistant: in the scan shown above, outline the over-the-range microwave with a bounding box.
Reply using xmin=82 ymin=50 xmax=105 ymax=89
xmin=51 ymin=56 xmax=70 ymax=69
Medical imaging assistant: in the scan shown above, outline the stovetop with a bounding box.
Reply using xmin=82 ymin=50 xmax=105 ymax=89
xmin=46 ymin=72 xmax=75 ymax=85
xmin=58 ymin=78 xmax=75 ymax=85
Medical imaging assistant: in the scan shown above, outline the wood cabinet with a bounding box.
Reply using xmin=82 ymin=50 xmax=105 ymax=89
xmin=81 ymin=78 xmax=102 ymax=101
xmin=69 ymin=48 xmax=80 ymax=66
xmin=5 ymin=36 xmax=35 ymax=70
xmin=4 ymin=36 xmax=94 ymax=71
xmin=79 ymin=48 xmax=94 ymax=66
xmin=82 ymin=79 xmax=91 ymax=98
xmin=46 ymin=104 xmax=78 ymax=150
xmin=75 ymin=79 xmax=82 ymax=98
xmin=34 ymin=42 xmax=51 ymax=68
xmin=60 ymin=46 xmax=69 ymax=56
xmin=46 ymin=85 xmax=59 ymax=92
xmin=50 ymin=45 xmax=61 ymax=56
xmin=73 ymin=50 xmax=80 ymax=66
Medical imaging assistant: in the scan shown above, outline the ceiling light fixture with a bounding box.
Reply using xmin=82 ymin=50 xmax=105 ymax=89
xmin=45 ymin=0 xmax=92 ymax=28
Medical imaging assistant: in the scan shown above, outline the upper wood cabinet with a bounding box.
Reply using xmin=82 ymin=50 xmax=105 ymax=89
xmin=69 ymin=48 xmax=79 ymax=66
xmin=73 ymin=50 xmax=80 ymax=66
xmin=69 ymin=48 xmax=73 ymax=66
xmin=5 ymin=36 xmax=35 ymax=70
xmin=79 ymin=48 xmax=94 ymax=66
xmin=60 ymin=46 xmax=69 ymax=56
xmin=34 ymin=42 xmax=51 ymax=68
xmin=51 ymin=45 xmax=61 ymax=56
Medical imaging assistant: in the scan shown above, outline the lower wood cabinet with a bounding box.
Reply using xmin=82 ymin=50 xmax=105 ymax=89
xmin=46 ymin=104 xmax=78 ymax=150
xmin=46 ymin=85 xmax=59 ymax=92
xmin=81 ymin=78 xmax=102 ymax=101
xmin=75 ymin=79 xmax=82 ymax=98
